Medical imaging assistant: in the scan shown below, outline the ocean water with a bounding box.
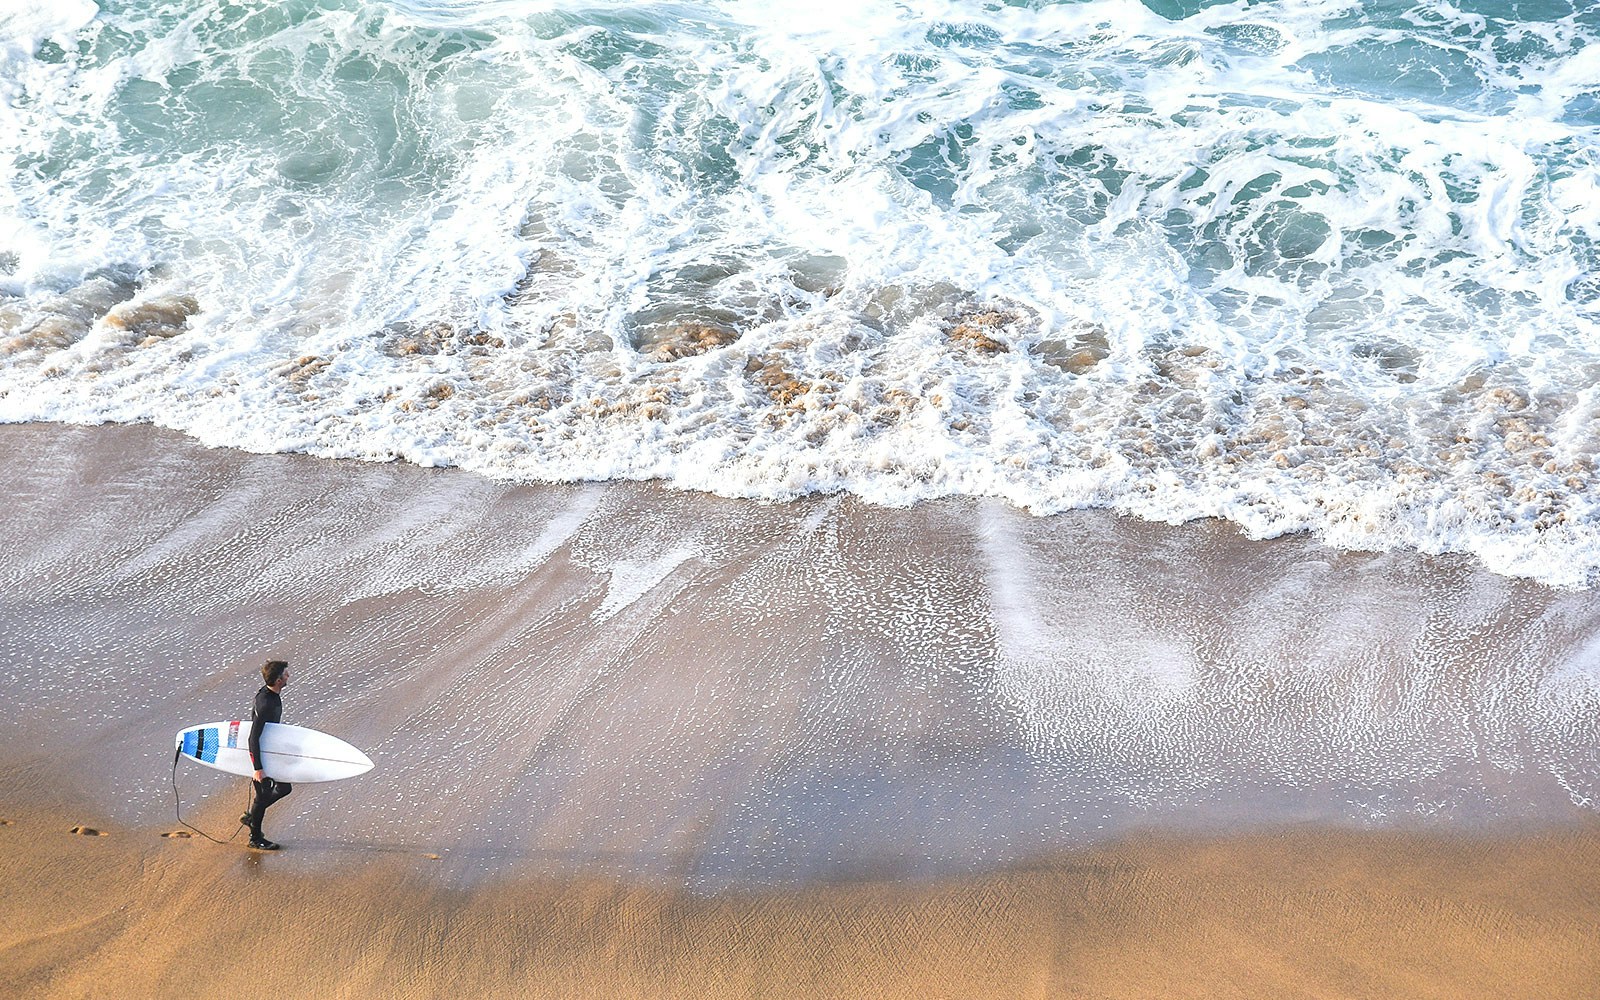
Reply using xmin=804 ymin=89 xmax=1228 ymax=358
xmin=1 ymin=0 xmax=1597 ymax=585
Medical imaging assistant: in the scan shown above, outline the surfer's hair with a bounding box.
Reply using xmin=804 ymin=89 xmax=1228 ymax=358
xmin=262 ymin=660 xmax=289 ymax=686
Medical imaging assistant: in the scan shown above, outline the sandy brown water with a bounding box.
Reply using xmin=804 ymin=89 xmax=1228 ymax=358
xmin=2 ymin=421 xmax=1598 ymax=996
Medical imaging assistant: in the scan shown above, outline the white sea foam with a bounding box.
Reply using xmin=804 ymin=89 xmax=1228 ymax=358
xmin=1 ymin=0 xmax=1598 ymax=585
xmin=594 ymin=549 xmax=698 ymax=621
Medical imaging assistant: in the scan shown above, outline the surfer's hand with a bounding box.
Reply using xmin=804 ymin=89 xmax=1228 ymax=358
xmin=253 ymin=769 xmax=264 ymax=781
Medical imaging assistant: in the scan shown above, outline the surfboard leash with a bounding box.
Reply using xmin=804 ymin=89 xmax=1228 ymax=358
xmin=170 ymin=748 xmax=250 ymax=845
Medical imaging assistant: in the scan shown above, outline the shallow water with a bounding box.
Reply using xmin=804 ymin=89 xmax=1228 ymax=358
xmin=2 ymin=424 xmax=1596 ymax=889
xmin=1 ymin=1 xmax=1599 ymax=584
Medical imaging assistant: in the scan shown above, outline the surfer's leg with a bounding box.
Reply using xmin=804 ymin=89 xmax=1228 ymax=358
xmin=247 ymin=778 xmax=292 ymax=837
xmin=246 ymin=779 xmax=269 ymax=835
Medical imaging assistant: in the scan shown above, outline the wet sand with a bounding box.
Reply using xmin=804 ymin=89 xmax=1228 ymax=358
xmin=4 ymin=805 xmax=1598 ymax=999
xmin=2 ymin=421 xmax=1599 ymax=996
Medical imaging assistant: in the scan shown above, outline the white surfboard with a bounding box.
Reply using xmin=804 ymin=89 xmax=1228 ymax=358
xmin=175 ymin=720 xmax=374 ymax=783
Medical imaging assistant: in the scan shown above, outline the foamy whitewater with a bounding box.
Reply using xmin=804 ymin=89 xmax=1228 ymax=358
xmin=2 ymin=0 xmax=1598 ymax=584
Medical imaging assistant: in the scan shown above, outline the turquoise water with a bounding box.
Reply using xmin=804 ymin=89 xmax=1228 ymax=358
xmin=2 ymin=0 xmax=1599 ymax=584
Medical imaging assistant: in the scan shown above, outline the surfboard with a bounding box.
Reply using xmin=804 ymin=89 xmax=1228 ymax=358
xmin=175 ymin=721 xmax=374 ymax=783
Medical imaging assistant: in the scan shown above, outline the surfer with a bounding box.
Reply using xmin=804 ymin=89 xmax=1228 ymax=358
xmin=244 ymin=659 xmax=293 ymax=851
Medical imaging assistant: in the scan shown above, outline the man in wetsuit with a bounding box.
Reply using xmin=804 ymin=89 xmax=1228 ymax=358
xmin=244 ymin=659 xmax=292 ymax=850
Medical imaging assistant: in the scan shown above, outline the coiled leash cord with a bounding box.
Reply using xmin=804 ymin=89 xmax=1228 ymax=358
xmin=170 ymin=748 xmax=251 ymax=845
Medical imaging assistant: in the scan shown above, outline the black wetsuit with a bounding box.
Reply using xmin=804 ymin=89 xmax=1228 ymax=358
xmin=246 ymin=685 xmax=291 ymax=838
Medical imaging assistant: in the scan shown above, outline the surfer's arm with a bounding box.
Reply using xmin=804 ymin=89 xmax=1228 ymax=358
xmin=248 ymin=722 xmax=265 ymax=779
xmin=248 ymin=688 xmax=281 ymax=780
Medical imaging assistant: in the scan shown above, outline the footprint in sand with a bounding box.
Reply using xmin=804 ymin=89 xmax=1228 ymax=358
xmin=161 ymin=830 xmax=194 ymax=839
xmin=69 ymin=825 xmax=108 ymax=837
xmin=0 ymin=818 xmax=14 ymax=826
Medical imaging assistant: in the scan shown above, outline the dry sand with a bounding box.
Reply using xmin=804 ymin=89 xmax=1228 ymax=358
xmin=2 ymin=421 xmax=1598 ymax=997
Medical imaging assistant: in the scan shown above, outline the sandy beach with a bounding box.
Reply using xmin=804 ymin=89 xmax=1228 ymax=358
xmin=5 ymin=804 xmax=1598 ymax=999
xmin=3 ymin=421 xmax=1599 ymax=997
